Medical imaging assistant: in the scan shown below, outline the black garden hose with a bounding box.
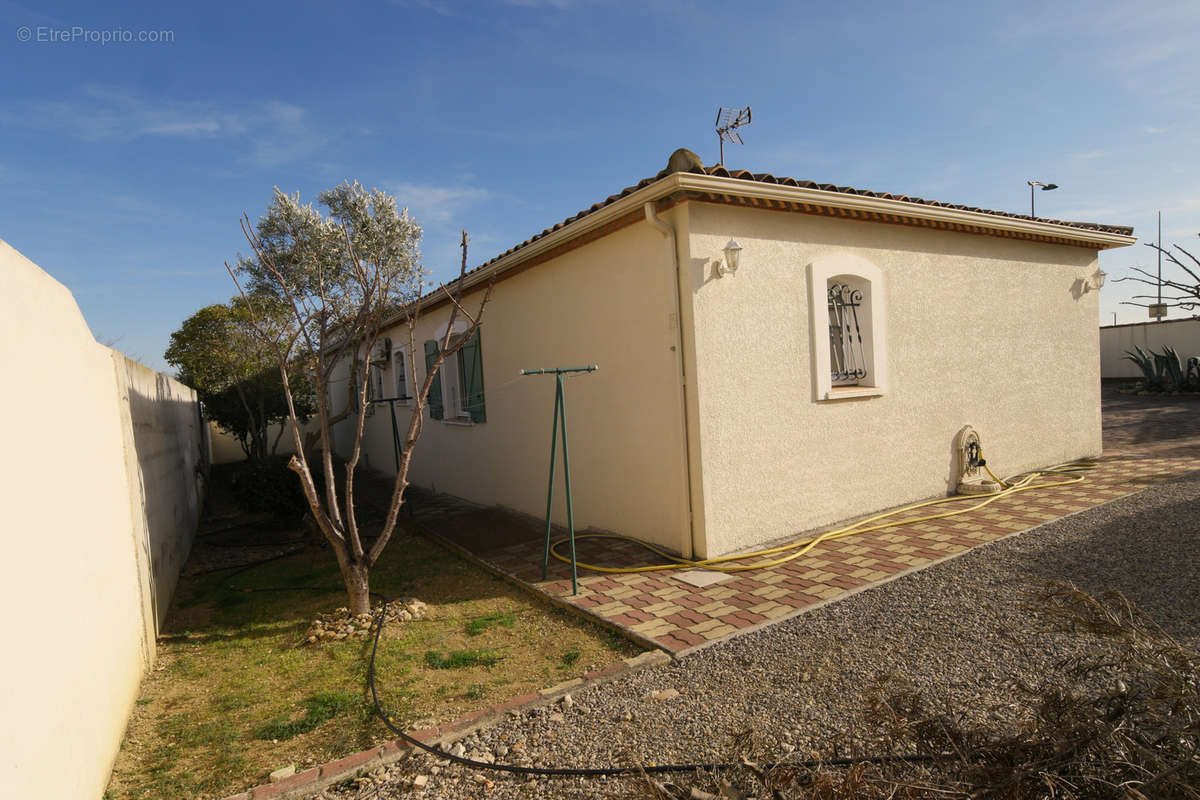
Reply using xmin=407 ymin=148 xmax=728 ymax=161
xmin=364 ymin=598 xmax=942 ymax=779
xmin=199 ymin=547 xmax=944 ymax=781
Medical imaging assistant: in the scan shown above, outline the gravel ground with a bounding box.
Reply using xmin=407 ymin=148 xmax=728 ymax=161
xmin=309 ymin=470 xmax=1200 ymax=800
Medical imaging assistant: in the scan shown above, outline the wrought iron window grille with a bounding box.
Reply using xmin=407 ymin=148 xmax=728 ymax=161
xmin=828 ymin=283 xmax=867 ymax=385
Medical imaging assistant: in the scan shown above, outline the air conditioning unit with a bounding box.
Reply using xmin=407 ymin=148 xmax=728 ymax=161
xmin=373 ymin=337 xmax=392 ymax=363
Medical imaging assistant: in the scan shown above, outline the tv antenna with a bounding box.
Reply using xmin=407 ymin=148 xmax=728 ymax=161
xmin=715 ymin=105 xmax=752 ymax=165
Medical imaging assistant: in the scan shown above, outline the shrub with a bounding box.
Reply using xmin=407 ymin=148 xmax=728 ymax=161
xmin=228 ymin=456 xmax=311 ymax=522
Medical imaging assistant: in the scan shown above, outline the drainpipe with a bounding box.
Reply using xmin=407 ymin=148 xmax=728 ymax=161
xmin=643 ymin=201 xmax=699 ymax=560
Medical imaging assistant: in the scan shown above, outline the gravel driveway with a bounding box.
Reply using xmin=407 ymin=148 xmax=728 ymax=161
xmin=308 ymin=463 xmax=1200 ymax=800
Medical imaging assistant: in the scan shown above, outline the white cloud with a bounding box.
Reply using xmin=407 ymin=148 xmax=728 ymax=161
xmin=9 ymin=85 xmax=243 ymax=142
xmin=1144 ymin=126 xmax=1167 ymax=135
xmin=247 ymin=102 xmax=325 ymax=168
xmin=6 ymin=86 xmax=325 ymax=167
xmin=505 ymin=0 xmax=578 ymax=8
xmin=1070 ymin=150 xmax=1109 ymax=160
xmin=392 ymin=0 xmax=459 ymax=16
xmin=389 ymin=182 xmax=493 ymax=225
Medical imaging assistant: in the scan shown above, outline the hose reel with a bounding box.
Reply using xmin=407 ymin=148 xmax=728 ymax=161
xmin=954 ymin=425 xmax=1001 ymax=495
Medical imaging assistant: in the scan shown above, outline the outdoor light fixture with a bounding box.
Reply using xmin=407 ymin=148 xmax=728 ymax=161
xmin=718 ymin=239 xmax=742 ymax=277
xmin=1084 ymin=268 xmax=1107 ymax=293
xmin=1027 ymin=180 xmax=1059 ymax=217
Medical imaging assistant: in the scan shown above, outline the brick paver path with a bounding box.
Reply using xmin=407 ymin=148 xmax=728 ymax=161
xmin=408 ymin=389 xmax=1200 ymax=655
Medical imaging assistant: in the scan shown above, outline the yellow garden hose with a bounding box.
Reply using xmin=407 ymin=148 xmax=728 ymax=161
xmin=548 ymin=460 xmax=1096 ymax=575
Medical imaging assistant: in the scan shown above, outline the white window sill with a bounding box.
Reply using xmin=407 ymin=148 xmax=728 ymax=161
xmin=822 ymin=385 xmax=885 ymax=400
xmin=440 ymin=417 xmax=476 ymax=427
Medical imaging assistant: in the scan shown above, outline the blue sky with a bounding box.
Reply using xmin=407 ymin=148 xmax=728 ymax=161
xmin=3 ymin=0 xmax=1197 ymax=371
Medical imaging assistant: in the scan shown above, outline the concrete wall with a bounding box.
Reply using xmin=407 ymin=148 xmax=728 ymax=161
xmin=684 ymin=202 xmax=1104 ymax=556
xmin=331 ymin=214 xmax=693 ymax=554
xmin=0 ymin=240 xmax=206 ymax=800
xmin=1099 ymin=318 xmax=1200 ymax=378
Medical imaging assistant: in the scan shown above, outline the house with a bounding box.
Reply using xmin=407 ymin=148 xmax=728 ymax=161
xmin=332 ymin=151 xmax=1134 ymax=560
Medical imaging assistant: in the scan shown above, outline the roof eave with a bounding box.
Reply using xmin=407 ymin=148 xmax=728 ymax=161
xmin=409 ymin=171 xmax=1136 ymax=314
xmin=676 ymin=173 xmax=1138 ymax=251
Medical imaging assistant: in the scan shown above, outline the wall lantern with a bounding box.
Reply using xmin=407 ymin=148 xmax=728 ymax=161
xmin=1084 ymin=268 xmax=1107 ymax=293
xmin=718 ymin=239 xmax=742 ymax=277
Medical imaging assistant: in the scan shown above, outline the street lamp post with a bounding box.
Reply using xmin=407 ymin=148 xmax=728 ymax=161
xmin=1027 ymin=180 xmax=1058 ymax=217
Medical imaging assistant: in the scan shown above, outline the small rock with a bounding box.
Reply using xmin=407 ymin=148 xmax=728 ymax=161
xmin=467 ymin=749 xmax=495 ymax=764
xmin=413 ymin=774 xmax=429 ymax=788
xmin=548 ymin=712 xmax=565 ymax=723
xmin=493 ymin=744 xmax=509 ymax=758
xmin=449 ymin=742 xmax=466 ymax=758
xmin=560 ymin=693 xmax=574 ymax=709
xmin=647 ymin=688 xmax=680 ymax=701
xmin=268 ymin=764 xmax=296 ymax=782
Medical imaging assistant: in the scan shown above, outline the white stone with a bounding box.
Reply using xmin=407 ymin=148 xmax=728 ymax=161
xmin=268 ymin=764 xmax=296 ymax=782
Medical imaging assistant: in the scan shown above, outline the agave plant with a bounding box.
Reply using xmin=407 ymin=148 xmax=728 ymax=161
xmin=1124 ymin=346 xmax=1163 ymax=388
xmin=1157 ymin=345 xmax=1185 ymax=388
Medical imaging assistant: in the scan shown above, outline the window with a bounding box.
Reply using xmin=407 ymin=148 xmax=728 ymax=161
xmin=367 ymin=362 xmax=385 ymax=402
xmin=808 ymin=254 xmax=887 ymax=400
xmin=423 ymin=328 xmax=486 ymax=423
xmin=828 ymin=280 xmax=867 ymax=386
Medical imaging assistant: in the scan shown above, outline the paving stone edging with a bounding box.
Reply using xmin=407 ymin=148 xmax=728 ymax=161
xmin=216 ymin=650 xmax=670 ymax=800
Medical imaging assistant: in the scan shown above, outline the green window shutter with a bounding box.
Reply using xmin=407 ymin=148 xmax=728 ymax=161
xmin=423 ymin=340 xmax=443 ymax=420
xmin=460 ymin=330 xmax=486 ymax=423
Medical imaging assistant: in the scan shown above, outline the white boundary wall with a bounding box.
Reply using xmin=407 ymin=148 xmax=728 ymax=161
xmin=0 ymin=240 xmax=206 ymax=800
xmin=209 ymin=418 xmax=321 ymax=464
xmin=1100 ymin=318 xmax=1200 ymax=378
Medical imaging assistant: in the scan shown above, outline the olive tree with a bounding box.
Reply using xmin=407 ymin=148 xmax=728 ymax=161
xmin=230 ymin=182 xmax=492 ymax=613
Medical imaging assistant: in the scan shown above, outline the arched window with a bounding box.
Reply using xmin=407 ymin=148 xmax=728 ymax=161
xmin=808 ymin=254 xmax=887 ymax=400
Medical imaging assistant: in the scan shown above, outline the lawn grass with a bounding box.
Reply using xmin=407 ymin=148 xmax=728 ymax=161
xmin=105 ymin=510 xmax=640 ymax=799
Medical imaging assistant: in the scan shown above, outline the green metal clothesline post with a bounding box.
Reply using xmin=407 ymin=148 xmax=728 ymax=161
xmin=521 ymin=365 xmax=597 ymax=596
xmin=368 ymin=395 xmax=410 ymax=476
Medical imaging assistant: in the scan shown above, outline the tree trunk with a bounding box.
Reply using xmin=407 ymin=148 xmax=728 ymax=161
xmin=340 ymin=560 xmax=372 ymax=615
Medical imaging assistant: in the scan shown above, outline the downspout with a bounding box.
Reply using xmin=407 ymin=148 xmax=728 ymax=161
xmin=643 ymin=201 xmax=700 ymax=560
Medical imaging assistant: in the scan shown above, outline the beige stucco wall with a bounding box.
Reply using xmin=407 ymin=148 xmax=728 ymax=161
xmin=0 ymin=240 xmax=205 ymax=800
xmin=330 ymin=216 xmax=692 ymax=553
xmin=684 ymin=202 xmax=1104 ymax=556
xmin=1099 ymin=318 xmax=1200 ymax=378
xmin=209 ymin=418 xmax=319 ymax=464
